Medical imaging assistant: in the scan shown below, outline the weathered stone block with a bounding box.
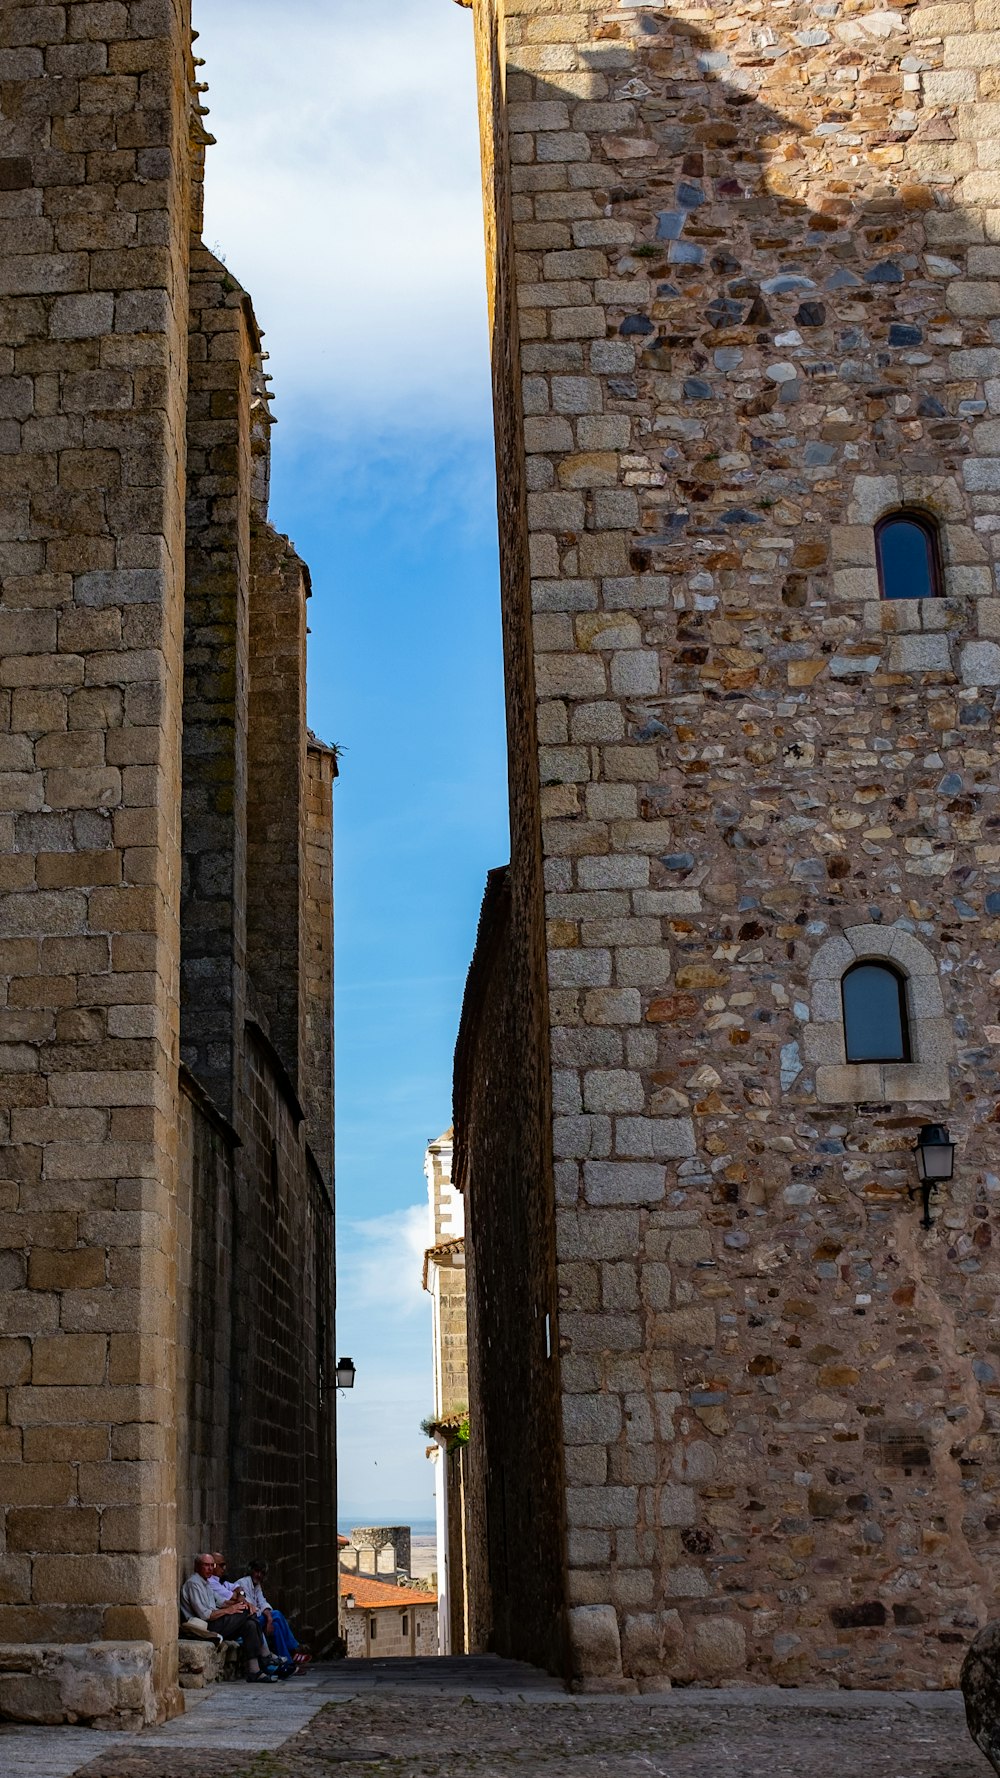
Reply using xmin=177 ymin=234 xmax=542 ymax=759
xmin=961 ymin=639 xmax=1000 ymax=683
xmin=0 ymin=1642 xmax=155 ymax=1728
xmin=691 ymin=1616 xmax=747 ymax=1678
xmin=562 ymin=1394 xmax=622 ymax=1446
xmin=888 ymin=633 xmax=951 ymax=672
xmin=650 ymin=1307 xmax=716 ymax=1350
xmin=583 ymin=1160 xmax=665 ymax=1205
xmin=567 ymin=1603 xmax=625 ymax=1686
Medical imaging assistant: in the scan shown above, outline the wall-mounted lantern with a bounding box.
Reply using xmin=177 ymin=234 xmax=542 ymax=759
xmin=344 ymin=1593 xmax=356 ymax=1611
xmin=336 ymin=1356 xmax=357 ymax=1390
xmin=911 ymin=1123 xmax=955 ymax=1229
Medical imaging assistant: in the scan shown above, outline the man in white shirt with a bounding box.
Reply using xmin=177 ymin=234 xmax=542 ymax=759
xmin=234 ymin=1559 xmax=303 ymax=1666
xmin=179 ymin=1553 xmax=277 ymax=1683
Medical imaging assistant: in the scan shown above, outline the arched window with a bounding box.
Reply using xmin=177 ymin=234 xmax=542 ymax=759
xmin=875 ymin=511 xmax=942 ymax=601
xmin=842 ymin=962 xmax=910 ymax=1063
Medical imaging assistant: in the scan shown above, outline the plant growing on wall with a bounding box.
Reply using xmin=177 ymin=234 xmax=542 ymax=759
xmin=420 ymin=1411 xmax=469 ymax=1455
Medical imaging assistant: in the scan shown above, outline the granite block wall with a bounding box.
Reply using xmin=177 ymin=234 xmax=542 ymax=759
xmin=0 ymin=4 xmax=338 ymax=1718
xmin=246 ymin=526 xmax=308 ymax=1089
xmin=459 ymin=0 xmax=1000 ymax=1690
xmin=303 ymin=738 xmax=336 ymax=1185
xmin=454 ymin=870 xmax=568 ymax=1676
xmin=0 ymin=0 xmax=195 ymax=1716
xmin=180 ymin=250 xmax=255 ymax=1115
xmin=175 ymin=1071 xmax=235 ymax=1571
xmin=224 ymin=1024 xmax=337 ymax=1648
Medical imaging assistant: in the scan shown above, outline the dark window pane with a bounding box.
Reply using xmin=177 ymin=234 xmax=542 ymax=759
xmin=842 ymin=964 xmax=909 ymax=1062
xmin=877 ymin=518 xmax=934 ymax=600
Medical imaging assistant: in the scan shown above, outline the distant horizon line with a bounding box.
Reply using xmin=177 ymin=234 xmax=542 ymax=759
xmin=338 ymin=1515 xmax=436 ymax=1532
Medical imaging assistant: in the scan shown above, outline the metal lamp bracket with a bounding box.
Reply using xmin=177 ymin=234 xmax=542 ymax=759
xmin=908 ymin=1177 xmax=937 ymax=1230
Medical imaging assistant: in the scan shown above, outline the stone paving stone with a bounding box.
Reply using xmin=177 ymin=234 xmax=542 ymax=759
xmin=0 ymin=1665 xmax=330 ymax=1778
xmin=4 ymin=1662 xmax=994 ymax=1778
xmin=180 ymin=1686 xmax=993 ymax=1778
xmin=0 ymin=1727 xmax=113 ymax=1778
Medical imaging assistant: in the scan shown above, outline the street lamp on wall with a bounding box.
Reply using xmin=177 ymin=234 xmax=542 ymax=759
xmin=336 ymin=1356 xmax=356 ymax=1390
xmin=911 ymin=1123 xmax=955 ymax=1229
xmin=344 ymin=1593 xmax=356 ymax=1611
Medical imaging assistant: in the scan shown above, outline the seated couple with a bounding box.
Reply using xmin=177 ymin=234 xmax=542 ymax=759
xmin=180 ymin=1552 xmax=305 ymax=1683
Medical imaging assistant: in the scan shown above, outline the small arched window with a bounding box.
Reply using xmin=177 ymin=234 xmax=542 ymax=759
xmin=842 ymin=962 xmax=910 ymax=1063
xmin=875 ymin=511 xmax=942 ymax=600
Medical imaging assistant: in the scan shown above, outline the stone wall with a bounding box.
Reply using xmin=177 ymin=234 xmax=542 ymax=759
xmin=423 ymin=1131 xmax=471 ymax=1654
xmin=454 ymin=870 xmax=568 ymax=1675
xmin=224 ymin=1023 xmax=337 ymax=1646
xmin=180 ymin=249 xmax=255 ymax=1115
xmin=0 ymin=3 xmax=338 ymax=1719
xmin=460 ymin=0 xmax=1000 ymax=1691
xmin=175 ymin=1073 xmax=235 ymax=1571
xmin=346 ymin=1526 xmax=413 ymax=1577
xmin=432 ymin=1251 xmax=469 ymax=1421
xmin=246 ymin=526 xmax=308 ymax=1088
xmin=425 ymin=1131 xmax=469 ymax=1420
xmin=175 ymin=923 xmax=337 ymax=1656
xmin=303 ymin=739 xmax=337 ymax=1185
xmin=0 ymin=0 xmax=196 ymax=1717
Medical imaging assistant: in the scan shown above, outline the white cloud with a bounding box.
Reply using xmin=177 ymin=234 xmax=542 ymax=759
xmin=194 ymin=0 xmax=491 ymax=435
xmin=340 ymin=1202 xmax=430 ymax=1319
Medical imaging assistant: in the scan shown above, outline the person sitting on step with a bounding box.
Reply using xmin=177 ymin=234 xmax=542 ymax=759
xmin=234 ymin=1559 xmax=307 ymax=1668
xmin=179 ymin=1553 xmax=280 ymax=1683
xmin=214 ymin=1551 xmax=295 ymax=1670
xmin=209 ymin=1551 xmax=238 ymax=1606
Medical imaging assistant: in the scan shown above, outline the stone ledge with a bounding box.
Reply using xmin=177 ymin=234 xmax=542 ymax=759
xmin=0 ymin=1641 xmax=156 ymax=1730
xmin=816 ymin=1061 xmax=950 ymax=1105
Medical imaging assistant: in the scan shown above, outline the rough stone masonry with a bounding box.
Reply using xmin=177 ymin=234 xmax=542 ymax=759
xmin=453 ymin=0 xmax=1000 ymax=1695
xmin=0 ymin=0 xmax=337 ymax=1728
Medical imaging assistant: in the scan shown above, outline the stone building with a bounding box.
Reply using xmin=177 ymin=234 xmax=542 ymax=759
xmin=452 ymin=0 xmax=1000 ymax=1693
xmin=0 ymin=5 xmax=337 ymax=1727
xmin=422 ymin=1128 xmax=470 ymax=1653
xmin=424 ymin=1130 xmax=468 ymax=1426
xmin=340 ymin=1574 xmax=438 ymax=1660
xmin=339 ymin=1526 xmax=412 ymax=1579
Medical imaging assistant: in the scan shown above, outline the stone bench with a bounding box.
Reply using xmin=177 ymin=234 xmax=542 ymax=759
xmin=0 ymin=1641 xmax=156 ymax=1728
xmin=177 ymin=1638 xmax=241 ymax=1689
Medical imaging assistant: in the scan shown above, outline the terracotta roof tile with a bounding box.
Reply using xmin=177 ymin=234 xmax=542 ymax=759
xmin=339 ymin=1573 xmax=434 ymax=1611
xmin=421 ymin=1235 xmax=465 ymax=1290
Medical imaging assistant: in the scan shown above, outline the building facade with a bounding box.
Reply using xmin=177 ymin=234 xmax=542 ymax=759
xmin=340 ymin=1574 xmax=438 ymax=1660
xmin=424 ymin=1129 xmax=468 ymax=1426
xmin=0 ymin=6 xmax=336 ymax=1726
xmin=454 ymin=0 xmax=1000 ymax=1692
xmin=422 ymin=1128 xmax=470 ymax=1654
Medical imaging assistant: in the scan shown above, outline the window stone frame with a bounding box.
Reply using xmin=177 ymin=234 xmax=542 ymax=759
xmin=836 ymin=472 xmax=997 ymax=649
xmin=804 ymin=925 xmax=950 ymax=1105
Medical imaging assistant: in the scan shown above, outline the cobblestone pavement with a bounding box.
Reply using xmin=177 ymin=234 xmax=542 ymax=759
xmin=2 ymin=1660 xmax=992 ymax=1778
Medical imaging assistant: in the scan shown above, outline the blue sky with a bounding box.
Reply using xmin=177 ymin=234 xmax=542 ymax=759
xmin=195 ymin=0 xmax=507 ymax=1522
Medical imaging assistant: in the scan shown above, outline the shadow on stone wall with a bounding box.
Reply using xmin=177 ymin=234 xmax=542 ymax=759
xmin=467 ymin=0 xmax=1000 ymax=1689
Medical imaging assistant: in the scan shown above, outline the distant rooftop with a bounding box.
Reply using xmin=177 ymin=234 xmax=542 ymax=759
xmin=339 ymin=1573 xmax=434 ymax=1611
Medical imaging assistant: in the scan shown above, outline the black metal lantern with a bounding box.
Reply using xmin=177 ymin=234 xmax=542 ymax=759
xmin=335 ymin=1356 xmax=357 ymax=1390
xmin=911 ymin=1123 xmax=955 ymax=1228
